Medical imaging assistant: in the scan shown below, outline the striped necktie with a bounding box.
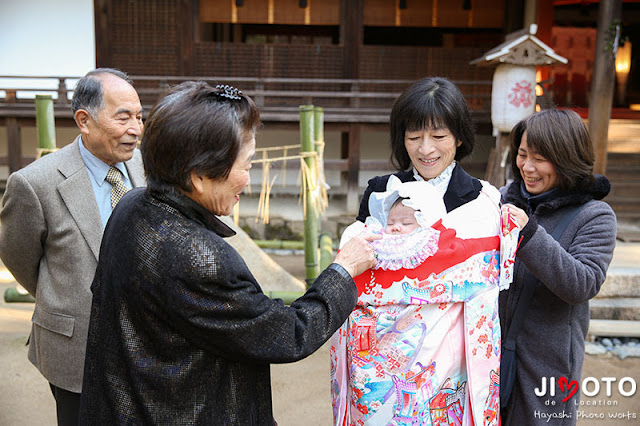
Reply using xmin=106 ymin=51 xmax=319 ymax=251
xmin=105 ymin=166 xmax=131 ymax=208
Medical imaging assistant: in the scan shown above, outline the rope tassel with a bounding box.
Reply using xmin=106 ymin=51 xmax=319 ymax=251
xmin=249 ymin=147 xmax=327 ymax=224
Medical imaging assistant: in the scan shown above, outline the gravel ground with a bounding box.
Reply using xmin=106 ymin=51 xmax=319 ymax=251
xmin=1 ymin=253 xmax=638 ymax=425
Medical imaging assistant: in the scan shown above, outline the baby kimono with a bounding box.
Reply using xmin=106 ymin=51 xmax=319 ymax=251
xmin=330 ymin=176 xmax=517 ymax=426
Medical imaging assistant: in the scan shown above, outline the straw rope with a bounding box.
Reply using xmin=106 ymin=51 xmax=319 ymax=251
xmin=249 ymin=143 xmax=328 ymax=224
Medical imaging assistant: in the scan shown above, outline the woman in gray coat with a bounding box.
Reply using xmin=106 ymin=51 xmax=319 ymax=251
xmin=499 ymin=109 xmax=617 ymax=425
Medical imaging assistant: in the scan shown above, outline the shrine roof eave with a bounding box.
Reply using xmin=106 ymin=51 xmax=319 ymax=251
xmin=470 ymin=35 xmax=568 ymax=67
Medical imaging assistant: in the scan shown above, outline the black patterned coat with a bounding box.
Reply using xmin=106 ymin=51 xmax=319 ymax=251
xmin=79 ymin=188 xmax=357 ymax=425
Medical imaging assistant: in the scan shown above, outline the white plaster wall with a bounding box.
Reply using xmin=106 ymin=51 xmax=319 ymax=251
xmin=0 ymin=0 xmax=95 ymax=79
xmin=0 ymin=0 xmax=94 ymax=180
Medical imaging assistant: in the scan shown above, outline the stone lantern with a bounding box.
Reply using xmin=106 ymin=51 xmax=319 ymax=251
xmin=471 ymin=24 xmax=568 ymax=186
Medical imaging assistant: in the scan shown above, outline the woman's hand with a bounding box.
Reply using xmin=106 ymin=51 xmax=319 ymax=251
xmin=501 ymin=203 xmax=529 ymax=231
xmin=333 ymin=232 xmax=381 ymax=278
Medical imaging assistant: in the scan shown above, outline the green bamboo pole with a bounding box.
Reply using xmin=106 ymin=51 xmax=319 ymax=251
xmin=319 ymin=233 xmax=334 ymax=271
xmin=255 ymin=239 xmax=305 ymax=250
xmin=35 ymin=94 xmax=56 ymax=156
xmin=313 ymin=106 xmax=324 ymax=150
xmin=4 ymin=287 xmax=35 ymax=303
xmin=253 ymin=239 xmax=338 ymax=251
xmin=313 ymin=106 xmax=325 ymax=238
xmin=4 ymin=95 xmax=58 ymax=303
xmin=300 ymin=105 xmax=319 ymax=288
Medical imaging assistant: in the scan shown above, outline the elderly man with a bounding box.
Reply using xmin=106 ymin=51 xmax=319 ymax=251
xmin=0 ymin=68 xmax=145 ymax=425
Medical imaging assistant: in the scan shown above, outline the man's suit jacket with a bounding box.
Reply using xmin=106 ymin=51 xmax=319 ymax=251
xmin=0 ymin=136 xmax=145 ymax=393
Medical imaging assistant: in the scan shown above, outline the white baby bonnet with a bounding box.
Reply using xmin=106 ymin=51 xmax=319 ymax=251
xmin=340 ymin=176 xmax=446 ymax=271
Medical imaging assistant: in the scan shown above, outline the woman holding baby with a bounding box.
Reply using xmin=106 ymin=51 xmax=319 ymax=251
xmin=331 ymin=77 xmax=512 ymax=425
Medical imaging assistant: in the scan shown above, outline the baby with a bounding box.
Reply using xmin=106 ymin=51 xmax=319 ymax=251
xmin=338 ymin=177 xmax=444 ymax=272
xmin=384 ymin=197 xmax=420 ymax=235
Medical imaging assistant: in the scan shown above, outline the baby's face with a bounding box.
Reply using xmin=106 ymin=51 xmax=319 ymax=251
xmin=384 ymin=203 xmax=420 ymax=235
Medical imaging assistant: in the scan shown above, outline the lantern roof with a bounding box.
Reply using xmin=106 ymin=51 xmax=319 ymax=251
xmin=471 ymin=24 xmax=568 ymax=67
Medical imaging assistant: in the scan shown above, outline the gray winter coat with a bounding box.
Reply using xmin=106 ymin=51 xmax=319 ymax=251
xmin=499 ymin=175 xmax=617 ymax=425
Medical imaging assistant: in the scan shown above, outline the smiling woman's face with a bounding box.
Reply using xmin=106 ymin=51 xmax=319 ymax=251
xmin=189 ymin=134 xmax=256 ymax=216
xmin=516 ymin=131 xmax=559 ymax=195
xmin=404 ymin=126 xmax=460 ymax=180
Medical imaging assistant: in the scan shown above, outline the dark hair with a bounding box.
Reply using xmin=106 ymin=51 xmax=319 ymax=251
xmin=71 ymin=68 xmax=132 ymax=118
xmin=141 ymin=81 xmax=261 ymax=192
xmin=389 ymin=77 xmax=476 ymax=171
xmin=510 ymin=109 xmax=595 ymax=192
xmin=390 ymin=196 xmax=410 ymax=210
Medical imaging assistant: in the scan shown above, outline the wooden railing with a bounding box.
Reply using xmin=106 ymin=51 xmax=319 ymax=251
xmin=0 ymin=75 xmax=491 ymax=199
xmin=0 ymin=75 xmax=492 ymax=123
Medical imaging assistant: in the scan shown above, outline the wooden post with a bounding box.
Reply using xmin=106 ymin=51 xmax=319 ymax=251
xmin=535 ymin=0 xmax=554 ymax=84
xmin=56 ymin=78 xmax=69 ymax=104
xmin=341 ymin=0 xmax=363 ymax=212
xmin=504 ymin=0 xmax=525 ymax=33
xmin=588 ymin=0 xmax=622 ymax=175
xmin=179 ymin=0 xmax=196 ymax=76
xmin=300 ymin=105 xmax=319 ymax=287
xmin=340 ymin=0 xmax=363 ymax=80
xmin=255 ymin=81 xmax=265 ymax=108
xmin=6 ymin=118 xmax=21 ymax=174
xmin=346 ymin=123 xmax=361 ymax=213
xmin=5 ymin=90 xmax=21 ymax=174
xmin=94 ymin=0 xmax=112 ymax=67
xmin=485 ymin=131 xmax=510 ymax=188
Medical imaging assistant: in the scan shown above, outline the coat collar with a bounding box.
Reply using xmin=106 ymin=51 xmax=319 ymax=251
xmin=442 ymin=165 xmax=483 ymax=212
xmin=504 ymin=174 xmax=611 ymax=216
xmin=57 ymin=137 xmax=103 ymax=260
xmin=56 ymin=136 xmax=146 ymax=260
xmin=62 ymin=136 xmax=146 ymax=187
xmin=125 ymin=149 xmax=145 ymax=187
xmin=149 ymin=187 xmax=237 ymax=238
xmin=396 ymin=164 xmax=482 ymax=213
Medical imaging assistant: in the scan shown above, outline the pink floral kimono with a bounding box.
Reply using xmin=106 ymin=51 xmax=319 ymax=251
xmin=331 ymin=177 xmax=517 ymax=426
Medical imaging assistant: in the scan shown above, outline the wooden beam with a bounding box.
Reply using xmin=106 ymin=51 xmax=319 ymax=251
xmin=94 ymin=0 xmax=111 ymax=67
xmin=588 ymin=0 xmax=622 ymax=175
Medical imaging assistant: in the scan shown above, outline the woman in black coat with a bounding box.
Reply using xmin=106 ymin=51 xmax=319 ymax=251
xmin=78 ymin=82 xmax=378 ymax=425
xmin=357 ymin=77 xmax=486 ymax=221
xmin=499 ymin=109 xmax=617 ymax=425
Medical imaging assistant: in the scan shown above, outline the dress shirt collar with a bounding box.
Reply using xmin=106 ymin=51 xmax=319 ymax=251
xmin=412 ymin=161 xmax=456 ymax=197
xmin=78 ymin=137 xmax=130 ymax=186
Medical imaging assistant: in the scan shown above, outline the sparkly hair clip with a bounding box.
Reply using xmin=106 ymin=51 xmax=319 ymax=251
xmin=215 ymin=84 xmax=242 ymax=100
